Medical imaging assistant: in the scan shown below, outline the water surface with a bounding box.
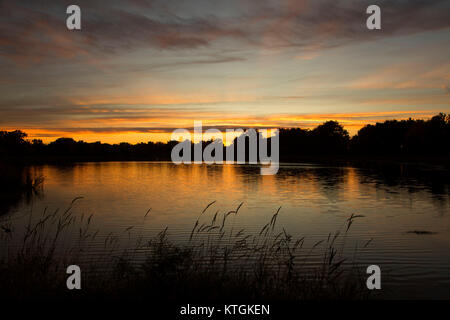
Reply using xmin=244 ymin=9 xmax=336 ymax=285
xmin=3 ymin=162 xmax=450 ymax=299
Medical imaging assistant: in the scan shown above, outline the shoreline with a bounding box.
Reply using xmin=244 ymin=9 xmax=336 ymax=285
xmin=1 ymin=155 xmax=450 ymax=170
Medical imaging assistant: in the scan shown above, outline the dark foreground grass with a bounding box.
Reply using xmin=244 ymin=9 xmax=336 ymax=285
xmin=0 ymin=164 xmax=43 ymax=215
xmin=0 ymin=200 xmax=370 ymax=301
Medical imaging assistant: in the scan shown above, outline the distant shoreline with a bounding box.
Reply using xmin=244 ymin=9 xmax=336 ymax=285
xmin=1 ymin=154 xmax=450 ymax=169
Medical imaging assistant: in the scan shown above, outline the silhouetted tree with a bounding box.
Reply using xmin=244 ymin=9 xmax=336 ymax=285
xmin=0 ymin=130 xmax=29 ymax=155
xmin=1 ymin=113 xmax=449 ymax=161
xmin=351 ymin=113 xmax=450 ymax=156
xmin=311 ymin=121 xmax=349 ymax=154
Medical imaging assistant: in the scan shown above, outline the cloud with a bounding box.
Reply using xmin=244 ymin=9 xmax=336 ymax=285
xmin=349 ymin=62 xmax=450 ymax=90
xmin=3 ymin=110 xmax=440 ymax=136
xmin=0 ymin=0 xmax=247 ymax=64
xmin=443 ymin=85 xmax=450 ymax=95
xmin=1 ymin=0 xmax=449 ymax=64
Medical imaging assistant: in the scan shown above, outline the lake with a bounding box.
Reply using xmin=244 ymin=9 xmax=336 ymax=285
xmin=2 ymin=161 xmax=450 ymax=299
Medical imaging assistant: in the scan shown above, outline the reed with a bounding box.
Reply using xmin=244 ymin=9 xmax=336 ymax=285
xmin=0 ymin=200 xmax=370 ymax=300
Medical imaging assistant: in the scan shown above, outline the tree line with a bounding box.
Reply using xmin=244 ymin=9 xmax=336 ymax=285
xmin=1 ymin=113 xmax=449 ymax=162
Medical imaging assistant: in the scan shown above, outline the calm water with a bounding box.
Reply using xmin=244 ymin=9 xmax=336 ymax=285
xmin=3 ymin=161 xmax=450 ymax=299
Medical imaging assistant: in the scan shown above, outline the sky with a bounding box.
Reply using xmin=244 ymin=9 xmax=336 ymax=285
xmin=0 ymin=0 xmax=449 ymax=144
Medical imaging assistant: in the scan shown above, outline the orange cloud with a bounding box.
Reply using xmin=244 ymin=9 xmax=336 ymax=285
xmin=349 ymin=62 xmax=450 ymax=90
xmin=5 ymin=110 xmax=442 ymax=144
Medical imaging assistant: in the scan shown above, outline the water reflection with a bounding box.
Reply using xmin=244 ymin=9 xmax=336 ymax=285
xmin=2 ymin=161 xmax=450 ymax=298
xmin=0 ymin=164 xmax=43 ymax=216
xmin=2 ymin=162 xmax=449 ymax=219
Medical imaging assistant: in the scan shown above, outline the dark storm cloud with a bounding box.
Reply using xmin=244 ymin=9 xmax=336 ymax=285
xmin=1 ymin=0 xmax=449 ymax=64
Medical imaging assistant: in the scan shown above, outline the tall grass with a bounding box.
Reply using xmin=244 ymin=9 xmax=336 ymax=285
xmin=0 ymin=164 xmax=44 ymax=215
xmin=0 ymin=200 xmax=370 ymax=300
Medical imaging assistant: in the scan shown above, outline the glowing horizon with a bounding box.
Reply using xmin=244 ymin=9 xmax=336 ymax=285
xmin=2 ymin=110 xmax=442 ymax=144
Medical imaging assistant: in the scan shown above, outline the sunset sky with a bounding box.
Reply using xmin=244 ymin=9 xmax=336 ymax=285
xmin=0 ymin=0 xmax=449 ymax=144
